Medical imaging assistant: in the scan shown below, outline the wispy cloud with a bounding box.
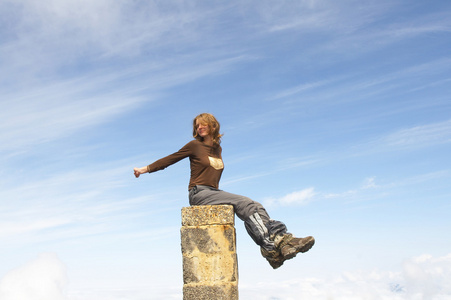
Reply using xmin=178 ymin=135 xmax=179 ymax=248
xmin=361 ymin=119 xmax=451 ymax=153
xmin=327 ymin=170 xmax=451 ymax=204
xmin=262 ymin=1 xmax=393 ymax=34
xmin=317 ymin=6 xmax=451 ymax=55
xmin=264 ymin=187 xmax=316 ymax=207
xmin=268 ymin=79 xmax=339 ymax=101
xmin=0 ymin=1 xmax=256 ymax=156
xmin=0 ymin=92 xmax=146 ymax=153
xmin=267 ymin=10 xmax=332 ymax=33
xmin=0 ymin=219 xmax=71 ymax=238
xmin=309 ymin=118 xmax=451 ymax=161
xmin=265 ymin=169 xmax=450 ymax=207
xmin=0 ymin=1 xmax=247 ymax=74
xmin=1 ymin=1 xmax=202 ymax=62
xmin=322 ymin=176 xmax=381 ymax=203
xmin=380 ymin=119 xmax=451 ymax=149
xmin=268 ymin=56 xmax=451 ymax=107
xmin=0 ymin=160 xmax=178 ymax=245
xmin=0 ymin=52 xmax=250 ymax=154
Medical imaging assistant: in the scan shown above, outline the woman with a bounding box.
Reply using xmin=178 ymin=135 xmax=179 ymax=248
xmin=134 ymin=113 xmax=314 ymax=269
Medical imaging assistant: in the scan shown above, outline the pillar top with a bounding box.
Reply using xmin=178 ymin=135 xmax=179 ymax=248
xmin=182 ymin=205 xmax=235 ymax=226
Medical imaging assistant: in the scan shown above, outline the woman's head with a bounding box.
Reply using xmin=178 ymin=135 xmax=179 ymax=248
xmin=193 ymin=113 xmax=223 ymax=145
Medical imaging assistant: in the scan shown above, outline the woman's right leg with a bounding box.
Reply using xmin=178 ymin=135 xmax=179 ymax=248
xmin=189 ymin=185 xmax=314 ymax=269
xmin=189 ymin=185 xmax=287 ymax=250
xmin=189 ymin=185 xmax=270 ymax=221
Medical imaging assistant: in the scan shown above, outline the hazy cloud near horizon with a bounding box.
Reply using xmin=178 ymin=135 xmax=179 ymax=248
xmin=2 ymin=252 xmax=450 ymax=300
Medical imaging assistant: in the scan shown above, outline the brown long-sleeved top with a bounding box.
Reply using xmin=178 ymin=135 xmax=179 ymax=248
xmin=146 ymin=140 xmax=224 ymax=190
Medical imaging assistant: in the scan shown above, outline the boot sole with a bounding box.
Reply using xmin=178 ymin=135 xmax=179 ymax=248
xmin=283 ymin=236 xmax=315 ymax=260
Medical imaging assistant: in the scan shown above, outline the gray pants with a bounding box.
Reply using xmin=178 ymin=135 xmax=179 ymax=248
xmin=189 ymin=185 xmax=287 ymax=251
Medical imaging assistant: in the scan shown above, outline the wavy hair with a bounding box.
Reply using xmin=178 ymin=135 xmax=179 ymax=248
xmin=192 ymin=113 xmax=223 ymax=145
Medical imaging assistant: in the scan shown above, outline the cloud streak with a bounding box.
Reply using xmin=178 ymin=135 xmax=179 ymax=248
xmin=0 ymin=52 xmax=250 ymax=154
xmin=380 ymin=119 xmax=451 ymax=149
xmin=264 ymin=168 xmax=450 ymax=208
xmin=353 ymin=118 xmax=451 ymax=155
xmin=0 ymin=161 xmax=178 ymax=246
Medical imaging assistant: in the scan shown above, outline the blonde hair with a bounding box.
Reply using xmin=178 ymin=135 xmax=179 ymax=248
xmin=193 ymin=113 xmax=223 ymax=145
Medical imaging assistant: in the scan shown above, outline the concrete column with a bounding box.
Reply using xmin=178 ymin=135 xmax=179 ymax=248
xmin=181 ymin=205 xmax=239 ymax=300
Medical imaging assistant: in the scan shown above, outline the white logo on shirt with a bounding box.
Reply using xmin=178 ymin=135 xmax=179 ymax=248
xmin=208 ymin=156 xmax=224 ymax=170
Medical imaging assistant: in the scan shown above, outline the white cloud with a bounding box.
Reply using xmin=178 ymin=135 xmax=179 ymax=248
xmin=239 ymin=253 xmax=451 ymax=300
xmin=0 ymin=253 xmax=68 ymax=300
xmin=362 ymin=177 xmax=378 ymax=189
xmin=4 ymin=252 xmax=450 ymax=300
xmin=265 ymin=187 xmax=316 ymax=207
xmin=403 ymin=254 xmax=451 ymax=300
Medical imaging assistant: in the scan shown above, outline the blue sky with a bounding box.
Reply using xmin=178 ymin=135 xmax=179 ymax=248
xmin=1 ymin=0 xmax=451 ymax=299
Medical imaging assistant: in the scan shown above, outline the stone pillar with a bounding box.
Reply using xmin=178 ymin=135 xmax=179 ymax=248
xmin=181 ymin=205 xmax=238 ymax=300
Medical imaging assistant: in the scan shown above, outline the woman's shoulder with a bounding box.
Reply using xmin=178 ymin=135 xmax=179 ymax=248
xmin=181 ymin=139 xmax=202 ymax=150
xmin=185 ymin=139 xmax=201 ymax=146
xmin=185 ymin=139 xmax=222 ymax=148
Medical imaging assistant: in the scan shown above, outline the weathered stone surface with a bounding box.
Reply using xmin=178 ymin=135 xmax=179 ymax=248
xmin=181 ymin=225 xmax=236 ymax=254
xmin=181 ymin=205 xmax=238 ymax=299
xmin=181 ymin=225 xmax=238 ymax=284
xmin=182 ymin=205 xmax=235 ymax=226
xmin=182 ymin=252 xmax=238 ymax=284
xmin=183 ymin=283 xmax=238 ymax=300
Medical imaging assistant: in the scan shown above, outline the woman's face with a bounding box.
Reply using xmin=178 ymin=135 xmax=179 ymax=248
xmin=195 ymin=119 xmax=211 ymax=138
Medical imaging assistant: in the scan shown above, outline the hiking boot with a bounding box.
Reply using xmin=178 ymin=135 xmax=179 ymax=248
xmin=275 ymin=234 xmax=315 ymax=260
xmin=261 ymin=247 xmax=285 ymax=269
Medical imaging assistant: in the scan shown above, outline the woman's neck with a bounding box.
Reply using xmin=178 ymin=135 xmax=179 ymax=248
xmin=203 ymin=135 xmax=213 ymax=146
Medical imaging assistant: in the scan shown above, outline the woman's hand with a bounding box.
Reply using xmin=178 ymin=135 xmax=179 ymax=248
xmin=133 ymin=167 xmax=147 ymax=178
